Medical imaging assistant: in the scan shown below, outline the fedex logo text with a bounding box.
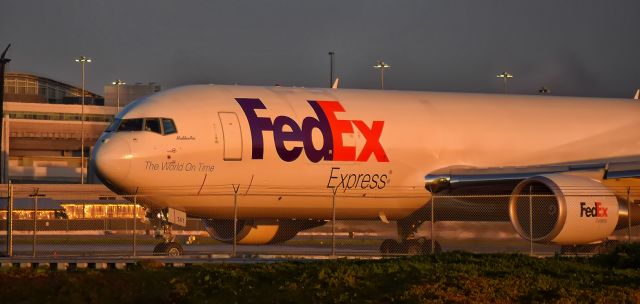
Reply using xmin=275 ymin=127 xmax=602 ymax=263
xmin=580 ymin=202 xmax=608 ymax=218
xmin=237 ymin=98 xmax=389 ymax=163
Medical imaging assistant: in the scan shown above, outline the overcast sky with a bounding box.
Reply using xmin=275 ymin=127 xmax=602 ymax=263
xmin=1 ymin=1 xmax=639 ymax=98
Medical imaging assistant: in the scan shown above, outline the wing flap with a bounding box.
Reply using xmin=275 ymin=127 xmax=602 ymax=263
xmin=605 ymin=161 xmax=640 ymax=179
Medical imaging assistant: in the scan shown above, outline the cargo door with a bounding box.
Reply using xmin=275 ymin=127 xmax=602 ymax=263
xmin=218 ymin=112 xmax=243 ymax=161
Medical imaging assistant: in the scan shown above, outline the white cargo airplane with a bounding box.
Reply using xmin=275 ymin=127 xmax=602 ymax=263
xmin=92 ymin=85 xmax=640 ymax=255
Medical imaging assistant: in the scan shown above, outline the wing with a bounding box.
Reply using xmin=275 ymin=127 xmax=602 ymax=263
xmin=418 ymin=158 xmax=640 ymax=245
xmin=425 ymin=158 xmax=640 ymax=195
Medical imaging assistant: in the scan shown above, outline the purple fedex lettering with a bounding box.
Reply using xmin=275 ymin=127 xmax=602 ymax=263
xmin=236 ymin=98 xmax=388 ymax=163
xmin=303 ymin=101 xmax=333 ymax=162
xmin=236 ymin=98 xmax=272 ymax=159
xmin=236 ymin=98 xmax=334 ymax=162
xmin=272 ymin=116 xmax=303 ymax=161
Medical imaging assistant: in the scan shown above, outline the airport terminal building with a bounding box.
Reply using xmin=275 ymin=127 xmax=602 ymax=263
xmin=2 ymin=72 xmax=159 ymax=184
xmin=0 ymin=72 xmax=165 ymax=221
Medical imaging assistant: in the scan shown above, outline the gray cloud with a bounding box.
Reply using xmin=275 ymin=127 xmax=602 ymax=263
xmin=1 ymin=0 xmax=639 ymax=97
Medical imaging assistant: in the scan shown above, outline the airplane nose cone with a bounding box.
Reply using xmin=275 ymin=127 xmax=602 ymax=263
xmin=92 ymin=138 xmax=131 ymax=186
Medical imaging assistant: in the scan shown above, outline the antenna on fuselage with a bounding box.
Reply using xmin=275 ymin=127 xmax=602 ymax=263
xmin=634 ymin=89 xmax=639 ymax=100
xmin=332 ymin=77 xmax=339 ymax=89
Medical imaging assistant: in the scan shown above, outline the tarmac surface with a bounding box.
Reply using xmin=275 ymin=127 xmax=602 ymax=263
xmin=0 ymin=236 xmax=564 ymax=264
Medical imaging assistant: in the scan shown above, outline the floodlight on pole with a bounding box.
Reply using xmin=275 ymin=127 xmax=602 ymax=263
xmin=496 ymin=72 xmax=514 ymax=94
xmin=75 ymin=56 xmax=91 ymax=184
xmin=538 ymin=86 xmax=550 ymax=95
xmin=373 ymin=60 xmax=391 ymax=90
xmin=112 ymin=79 xmax=126 ymax=111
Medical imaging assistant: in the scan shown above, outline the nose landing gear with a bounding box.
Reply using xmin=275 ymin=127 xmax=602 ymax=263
xmin=148 ymin=210 xmax=184 ymax=256
xmin=153 ymin=241 xmax=184 ymax=256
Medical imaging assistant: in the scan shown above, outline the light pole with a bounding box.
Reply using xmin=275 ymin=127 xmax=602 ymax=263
xmin=496 ymin=72 xmax=514 ymax=94
xmin=373 ymin=60 xmax=390 ymax=90
xmin=328 ymin=51 xmax=335 ymax=88
xmin=29 ymin=188 xmax=44 ymax=257
xmin=0 ymin=44 xmax=11 ymax=184
xmin=75 ymin=56 xmax=91 ymax=184
xmin=112 ymin=79 xmax=126 ymax=111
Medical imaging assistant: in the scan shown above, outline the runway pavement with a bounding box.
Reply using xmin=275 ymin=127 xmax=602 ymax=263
xmin=0 ymin=235 xmax=563 ymax=264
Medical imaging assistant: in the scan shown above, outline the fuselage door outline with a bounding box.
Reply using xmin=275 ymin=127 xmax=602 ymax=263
xmin=218 ymin=112 xmax=243 ymax=161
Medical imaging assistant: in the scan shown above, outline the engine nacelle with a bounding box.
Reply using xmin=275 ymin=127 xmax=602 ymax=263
xmin=202 ymin=219 xmax=325 ymax=245
xmin=509 ymin=173 xmax=619 ymax=245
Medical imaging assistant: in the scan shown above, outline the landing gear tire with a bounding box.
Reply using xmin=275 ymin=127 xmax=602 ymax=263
xmin=153 ymin=242 xmax=184 ymax=256
xmin=418 ymin=238 xmax=442 ymax=255
xmin=380 ymin=239 xmax=400 ymax=254
xmin=379 ymin=238 xmax=441 ymax=255
xmin=561 ymin=240 xmax=618 ymax=255
xmin=401 ymin=239 xmax=422 ymax=255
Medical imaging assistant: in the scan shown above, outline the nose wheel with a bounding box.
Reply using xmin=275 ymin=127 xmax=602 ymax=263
xmin=153 ymin=241 xmax=184 ymax=256
xmin=148 ymin=209 xmax=184 ymax=256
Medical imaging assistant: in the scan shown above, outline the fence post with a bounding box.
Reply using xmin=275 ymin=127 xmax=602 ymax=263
xmin=332 ymin=188 xmax=337 ymax=257
xmin=6 ymin=181 xmax=12 ymax=257
xmin=431 ymin=195 xmax=435 ymax=255
xmin=628 ymin=187 xmax=632 ymax=243
xmin=133 ymin=195 xmax=137 ymax=257
xmin=30 ymin=188 xmax=41 ymax=258
xmin=232 ymin=185 xmax=240 ymax=258
xmin=33 ymin=195 xmax=37 ymax=257
xmin=529 ymin=185 xmax=533 ymax=256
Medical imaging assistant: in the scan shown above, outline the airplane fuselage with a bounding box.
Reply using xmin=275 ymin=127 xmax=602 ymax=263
xmin=92 ymin=85 xmax=640 ymax=221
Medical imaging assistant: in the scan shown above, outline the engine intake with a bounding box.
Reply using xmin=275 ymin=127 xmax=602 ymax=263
xmin=509 ymin=173 xmax=618 ymax=245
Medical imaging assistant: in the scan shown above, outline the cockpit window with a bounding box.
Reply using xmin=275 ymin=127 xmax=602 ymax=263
xmin=162 ymin=118 xmax=177 ymax=135
xmin=111 ymin=117 xmax=177 ymax=135
xmin=117 ymin=118 xmax=144 ymax=131
xmin=144 ymin=118 xmax=162 ymax=134
xmin=105 ymin=118 xmax=121 ymax=132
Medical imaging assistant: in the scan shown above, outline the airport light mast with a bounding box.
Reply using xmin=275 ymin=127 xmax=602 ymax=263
xmin=0 ymin=44 xmax=10 ymax=184
xmin=75 ymin=56 xmax=91 ymax=184
xmin=112 ymin=79 xmax=126 ymax=111
xmin=373 ymin=60 xmax=390 ymax=90
xmin=496 ymin=72 xmax=514 ymax=94
xmin=328 ymin=51 xmax=335 ymax=88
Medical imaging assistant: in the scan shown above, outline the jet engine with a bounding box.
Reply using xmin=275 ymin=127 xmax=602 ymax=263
xmin=509 ymin=173 xmax=619 ymax=245
xmin=202 ymin=218 xmax=326 ymax=245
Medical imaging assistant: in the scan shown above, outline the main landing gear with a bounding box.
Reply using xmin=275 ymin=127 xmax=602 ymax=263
xmin=560 ymin=239 xmax=618 ymax=255
xmin=379 ymin=213 xmax=441 ymax=255
xmin=380 ymin=237 xmax=441 ymax=255
xmin=148 ymin=210 xmax=184 ymax=256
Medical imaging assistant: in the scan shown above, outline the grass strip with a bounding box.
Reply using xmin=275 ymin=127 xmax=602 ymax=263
xmin=1 ymin=244 xmax=640 ymax=303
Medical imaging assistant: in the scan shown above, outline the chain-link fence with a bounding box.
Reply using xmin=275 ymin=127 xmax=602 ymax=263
xmin=1 ymin=183 xmax=639 ymax=258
